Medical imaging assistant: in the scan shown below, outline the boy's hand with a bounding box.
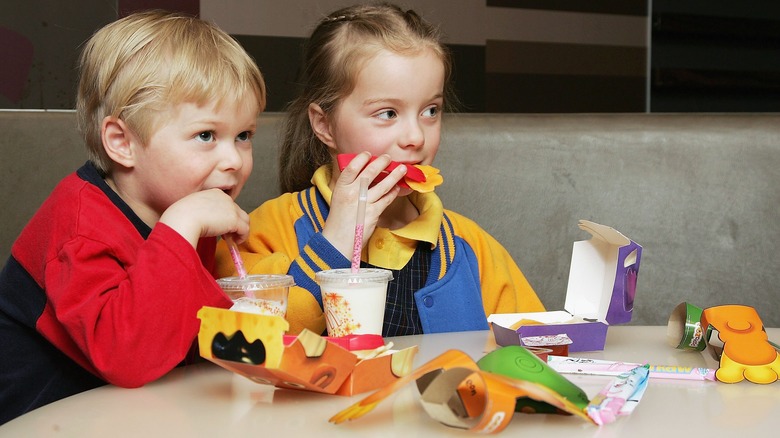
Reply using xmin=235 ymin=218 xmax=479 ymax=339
xmin=323 ymin=152 xmax=406 ymax=259
xmin=159 ymin=189 xmax=250 ymax=249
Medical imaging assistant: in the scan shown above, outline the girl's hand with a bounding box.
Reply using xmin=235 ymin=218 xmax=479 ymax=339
xmin=323 ymin=152 xmax=406 ymax=259
xmin=159 ymin=188 xmax=250 ymax=248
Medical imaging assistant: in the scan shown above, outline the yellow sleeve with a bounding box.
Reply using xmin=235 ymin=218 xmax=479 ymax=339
xmin=446 ymin=211 xmax=545 ymax=315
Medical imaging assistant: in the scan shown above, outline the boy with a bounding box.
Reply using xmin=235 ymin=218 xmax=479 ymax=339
xmin=0 ymin=10 xmax=265 ymax=424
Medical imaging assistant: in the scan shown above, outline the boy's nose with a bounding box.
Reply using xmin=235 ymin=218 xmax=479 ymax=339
xmin=221 ymin=143 xmax=246 ymax=171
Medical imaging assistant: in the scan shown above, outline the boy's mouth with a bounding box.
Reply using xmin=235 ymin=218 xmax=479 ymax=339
xmin=218 ymin=186 xmax=235 ymax=197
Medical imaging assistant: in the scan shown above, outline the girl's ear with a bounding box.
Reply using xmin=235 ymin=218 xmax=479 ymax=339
xmin=308 ymin=103 xmax=337 ymax=150
xmin=101 ymin=116 xmax=136 ymax=168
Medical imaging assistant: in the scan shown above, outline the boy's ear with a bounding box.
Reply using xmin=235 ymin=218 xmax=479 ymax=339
xmin=101 ymin=116 xmax=136 ymax=168
xmin=308 ymin=103 xmax=337 ymax=150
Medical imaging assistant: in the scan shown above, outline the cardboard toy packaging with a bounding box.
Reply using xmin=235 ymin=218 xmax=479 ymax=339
xmin=197 ymin=306 xmax=418 ymax=395
xmin=488 ymin=220 xmax=642 ymax=352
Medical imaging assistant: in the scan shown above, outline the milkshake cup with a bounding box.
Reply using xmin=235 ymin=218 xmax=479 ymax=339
xmin=217 ymin=274 xmax=294 ymax=317
xmin=315 ymin=268 xmax=393 ymax=337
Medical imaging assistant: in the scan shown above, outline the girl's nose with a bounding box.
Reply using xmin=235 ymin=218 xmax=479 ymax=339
xmin=401 ymin=119 xmax=425 ymax=149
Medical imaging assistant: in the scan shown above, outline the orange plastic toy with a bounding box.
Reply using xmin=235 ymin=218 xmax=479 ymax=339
xmin=700 ymin=305 xmax=780 ymax=384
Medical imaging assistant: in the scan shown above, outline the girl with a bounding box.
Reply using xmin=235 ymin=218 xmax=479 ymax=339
xmin=217 ymin=2 xmax=544 ymax=336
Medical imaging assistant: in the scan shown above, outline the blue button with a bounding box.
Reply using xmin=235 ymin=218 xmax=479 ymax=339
xmin=423 ymin=296 xmax=433 ymax=307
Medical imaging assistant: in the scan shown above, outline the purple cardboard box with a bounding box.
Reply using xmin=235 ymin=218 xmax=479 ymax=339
xmin=489 ymin=220 xmax=642 ymax=352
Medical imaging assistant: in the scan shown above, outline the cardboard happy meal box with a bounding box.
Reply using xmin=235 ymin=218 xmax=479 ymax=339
xmin=197 ymin=306 xmax=418 ymax=396
xmin=489 ymin=220 xmax=642 ymax=352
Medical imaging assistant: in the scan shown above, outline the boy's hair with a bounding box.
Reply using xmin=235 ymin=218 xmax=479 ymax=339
xmin=278 ymin=2 xmax=456 ymax=193
xmin=76 ymin=10 xmax=267 ymax=175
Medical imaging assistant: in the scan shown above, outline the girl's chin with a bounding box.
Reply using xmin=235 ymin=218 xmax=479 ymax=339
xmin=397 ymin=187 xmax=413 ymax=197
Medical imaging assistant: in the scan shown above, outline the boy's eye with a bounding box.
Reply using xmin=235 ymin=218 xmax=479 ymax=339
xmin=422 ymin=106 xmax=439 ymax=118
xmin=198 ymin=131 xmax=215 ymax=142
xmin=236 ymin=131 xmax=252 ymax=142
xmin=377 ymin=110 xmax=397 ymax=120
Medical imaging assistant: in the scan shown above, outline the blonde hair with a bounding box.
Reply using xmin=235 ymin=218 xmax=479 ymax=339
xmin=76 ymin=10 xmax=267 ymax=174
xmin=278 ymin=2 xmax=456 ymax=193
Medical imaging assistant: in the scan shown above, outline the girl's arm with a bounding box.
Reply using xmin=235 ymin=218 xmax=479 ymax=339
xmin=447 ymin=212 xmax=545 ymax=315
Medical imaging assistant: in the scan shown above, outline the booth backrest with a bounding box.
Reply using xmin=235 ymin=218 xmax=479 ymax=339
xmin=2 ymin=110 xmax=779 ymax=327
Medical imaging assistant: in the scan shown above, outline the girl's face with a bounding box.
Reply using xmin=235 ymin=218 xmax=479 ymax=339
xmin=322 ymin=48 xmax=445 ymax=175
xmin=119 ymin=96 xmax=257 ymax=225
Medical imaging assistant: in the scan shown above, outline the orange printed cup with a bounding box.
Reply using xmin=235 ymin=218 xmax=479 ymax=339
xmin=316 ymin=268 xmax=392 ymax=337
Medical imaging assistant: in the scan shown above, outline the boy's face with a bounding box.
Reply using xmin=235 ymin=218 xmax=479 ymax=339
xmin=326 ymin=48 xmax=444 ymax=195
xmin=126 ymin=97 xmax=257 ymax=221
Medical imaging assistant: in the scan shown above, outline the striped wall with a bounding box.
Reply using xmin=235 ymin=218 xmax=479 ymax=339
xmin=201 ymin=0 xmax=649 ymax=113
xmin=4 ymin=1 xmax=777 ymax=112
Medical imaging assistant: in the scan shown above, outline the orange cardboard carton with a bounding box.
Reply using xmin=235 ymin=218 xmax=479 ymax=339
xmin=197 ymin=306 xmax=418 ymax=395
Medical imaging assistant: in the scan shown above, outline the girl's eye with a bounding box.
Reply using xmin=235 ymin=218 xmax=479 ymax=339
xmin=377 ymin=109 xmax=397 ymax=120
xmin=197 ymin=131 xmax=215 ymax=142
xmin=422 ymin=106 xmax=439 ymax=118
xmin=236 ymin=131 xmax=252 ymax=142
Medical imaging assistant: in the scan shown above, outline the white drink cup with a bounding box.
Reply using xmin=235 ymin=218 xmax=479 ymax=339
xmin=315 ymin=268 xmax=393 ymax=337
xmin=217 ymin=274 xmax=295 ymax=317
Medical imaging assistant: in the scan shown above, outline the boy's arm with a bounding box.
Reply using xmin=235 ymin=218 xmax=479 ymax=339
xmin=44 ymin=224 xmax=231 ymax=387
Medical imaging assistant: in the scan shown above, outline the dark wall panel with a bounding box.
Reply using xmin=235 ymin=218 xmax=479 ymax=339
xmin=651 ymin=0 xmax=780 ymax=112
xmin=118 ymin=0 xmax=198 ymax=17
xmin=486 ymin=41 xmax=646 ymax=112
xmin=449 ymin=45 xmax=487 ymax=113
xmin=233 ymin=35 xmax=305 ymax=112
xmin=487 ymin=0 xmax=646 ymax=16
xmin=486 ymin=73 xmax=646 ymax=113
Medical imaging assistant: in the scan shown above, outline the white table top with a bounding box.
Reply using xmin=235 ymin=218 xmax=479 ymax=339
xmin=2 ymin=325 xmax=779 ymax=437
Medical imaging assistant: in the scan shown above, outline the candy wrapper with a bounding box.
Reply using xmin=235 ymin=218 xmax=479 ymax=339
xmin=586 ymin=364 xmax=650 ymax=425
xmin=548 ymin=356 xmax=716 ymax=381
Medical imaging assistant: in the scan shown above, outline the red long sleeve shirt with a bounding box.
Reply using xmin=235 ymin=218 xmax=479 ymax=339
xmin=0 ymin=162 xmax=232 ymax=424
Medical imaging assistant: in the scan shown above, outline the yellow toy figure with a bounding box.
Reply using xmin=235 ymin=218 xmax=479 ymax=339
xmin=701 ymin=305 xmax=780 ymax=384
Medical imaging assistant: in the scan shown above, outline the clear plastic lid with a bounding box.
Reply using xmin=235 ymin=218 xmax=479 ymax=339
xmin=216 ymin=274 xmax=295 ymax=291
xmin=315 ymin=268 xmax=393 ymax=285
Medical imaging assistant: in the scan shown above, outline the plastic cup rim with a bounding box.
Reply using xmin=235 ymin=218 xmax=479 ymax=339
xmin=216 ymin=274 xmax=295 ymax=290
xmin=315 ymin=267 xmax=393 ymax=285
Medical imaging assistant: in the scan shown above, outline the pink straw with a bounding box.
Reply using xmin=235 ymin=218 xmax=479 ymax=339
xmin=224 ymin=235 xmax=247 ymax=279
xmin=351 ymin=177 xmax=369 ymax=273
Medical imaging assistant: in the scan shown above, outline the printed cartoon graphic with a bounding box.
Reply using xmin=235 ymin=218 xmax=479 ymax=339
xmin=212 ymin=331 xmax=267 ymax=365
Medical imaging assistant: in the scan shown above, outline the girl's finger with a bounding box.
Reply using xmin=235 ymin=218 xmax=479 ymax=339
xmin=340 ymin=152 xmax=372 ymax=181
